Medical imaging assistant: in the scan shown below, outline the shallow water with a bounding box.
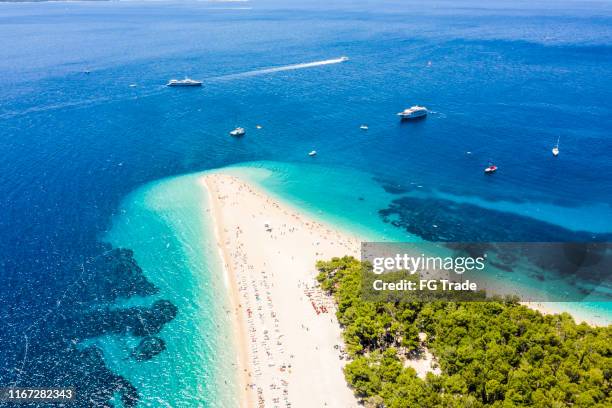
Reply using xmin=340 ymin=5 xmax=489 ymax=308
xmin=104 ymin=174 xmax=238 ymax=407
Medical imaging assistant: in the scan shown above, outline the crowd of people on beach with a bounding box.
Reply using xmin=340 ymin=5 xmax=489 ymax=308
xmin=207 ymin=174 xmax=360 ymax=408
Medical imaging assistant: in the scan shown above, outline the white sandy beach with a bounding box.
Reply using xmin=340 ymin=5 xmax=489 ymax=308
xmin=520 ymin=302 xmax=607 ymax=327
xmin=202 ymin=173 xmax=361 ymax=408
xmin=200 ymin=171 xmax=607 ymax=408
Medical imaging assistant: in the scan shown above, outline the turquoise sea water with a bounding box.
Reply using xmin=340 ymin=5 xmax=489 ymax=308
xmin=222 ymin=161 xmax=416 ymax=241
xmin=98 ymin=161 xmax=413 ymax=406
xmin=1 ymin=0 xmax=611 ymax=406
xmin=104 ymin=174 xmax=239 ymax=407
xmin=221 ymin=161 xmax=612 ymax=324
xmin=101 ymin=159 xmax=611 ymax=406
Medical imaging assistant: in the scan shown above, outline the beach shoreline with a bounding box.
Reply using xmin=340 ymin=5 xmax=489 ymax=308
xmin=520 ymin=301 xmax=607 ymax=327
xmin=200 ymin=170 xmax=607 ymax=407
xmin=201 ymin=173 xmax=360 ymax=407
xmin=203 ymin=176 xmax=254 ymax=408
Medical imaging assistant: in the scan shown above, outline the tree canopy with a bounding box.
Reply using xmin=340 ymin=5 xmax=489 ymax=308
xmin=317 ymin=256 xmax=611 ymax=407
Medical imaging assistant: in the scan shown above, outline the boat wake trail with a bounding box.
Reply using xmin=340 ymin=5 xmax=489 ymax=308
xmin=211 ymin=56 xmax=349 ymax=81
xmin=0 ymin=88 xmax=167 ymax=120
xmin=1 ymin=57 xmax=348 ymax=119
xmin=429 ymin=110 xmax=446 ymax=119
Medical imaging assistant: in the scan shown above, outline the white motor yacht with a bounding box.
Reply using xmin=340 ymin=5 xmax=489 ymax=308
xmin=397 ymin=105 xmax=428 ymax=120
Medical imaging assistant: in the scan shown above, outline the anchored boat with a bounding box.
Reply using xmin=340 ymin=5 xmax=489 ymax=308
xmin=166 ymin=78 xmax=203 ymax=87
xmin=230 ymin=127 xmax=246 ymax=137
xmin=397 ymin=105 xmax=428 ymax=120
xmin=552 ymin=136 xmax=560 ymax=157
xmin=484 ymin=164 xmax=498 ymax=174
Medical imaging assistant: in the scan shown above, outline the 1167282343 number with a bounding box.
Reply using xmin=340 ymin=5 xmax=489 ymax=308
xmin=0 ymin=387 xmax=75 ymax=402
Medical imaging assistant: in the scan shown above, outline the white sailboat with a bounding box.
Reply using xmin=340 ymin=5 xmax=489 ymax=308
xmin=552 ymin=136 xmax=560 ymax=157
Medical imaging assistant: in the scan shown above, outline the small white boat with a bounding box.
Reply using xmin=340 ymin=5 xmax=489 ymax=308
xmin=397 ymin=105 xmax=428 ymax=120
xmin=339 ymin=56 xmax=349 ymax=62
xmin=256 ymin=125 xmax=263 ymax=129
xmin=308 ymin=150 xmax=317 ymax=157
xmin=360 ymin=124 xmax=369 ymax=130
xmin=552 ymin=136 xmax=560 ymax=157
xmin=166 ymin=78 xmax=203 ymax=87
xmin=230 ymin=127 xmax=246 ymax=137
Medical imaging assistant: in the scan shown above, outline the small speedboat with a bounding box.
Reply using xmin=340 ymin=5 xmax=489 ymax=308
xmin=230 ymin=127 xmax=246 ymax=137
xmin=308 ymin=150 xmax=317 ymax=157
xmin=167 ymin=78 xmax=203 ymax=87
xmin=360 ymin=124 xmax=369 ymax=130
xmin=397 ymin=105 xmax=428 ymax=120
xmin=484 ymin=165 xmax=498 ymax=174
xmin=256 ymin=125 xmax=263 ymax=129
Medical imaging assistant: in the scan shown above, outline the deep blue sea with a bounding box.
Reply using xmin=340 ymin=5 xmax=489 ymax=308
xmin=1 ymin=0 xmax=611 ymax=406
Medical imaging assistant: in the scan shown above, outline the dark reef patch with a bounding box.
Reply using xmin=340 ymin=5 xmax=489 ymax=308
xmin=81 ymin=244 xmax=159 ymax=302
xmin=380 ymin=183 xmax=410 ymax=195
xmin=373 ymin=177 xmax=413 ymax=195
xmin=3 ymin=343 xmax=139 ymax=408
xmin=1 ymin=244 xmax=177 ymax=407
xmin=131 ymin=336 xmax=167 ymax=362
xmin=379 ymin=196 xmax=611 ymax=243
xmin=78 ymin=300 xmax=178 ymax=338
xmin=490 ymin=260 xmax=514 ymax=272
xmin=378 ymin=197 xmax=612 ymax=295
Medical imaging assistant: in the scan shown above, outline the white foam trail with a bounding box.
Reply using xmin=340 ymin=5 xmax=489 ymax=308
xmin=212 ymin=57 xmax=349 ymax=81
xmin=2 ymin=57 xmax=348 ymax=119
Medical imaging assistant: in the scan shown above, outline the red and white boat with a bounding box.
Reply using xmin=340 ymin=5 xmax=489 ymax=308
xmin=484 ymin=165 xmax=497 ymax=174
